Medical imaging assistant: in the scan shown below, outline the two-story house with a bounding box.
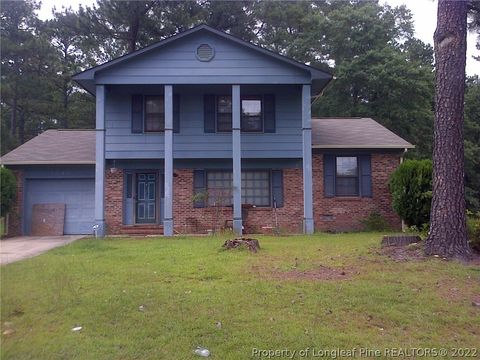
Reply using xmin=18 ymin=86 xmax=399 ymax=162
xmin=1 ymin=25 xmax=413 ymax=237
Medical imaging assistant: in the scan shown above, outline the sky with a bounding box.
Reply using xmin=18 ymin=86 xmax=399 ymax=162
xmin=36 ymin=0 xmax=479 ymax=76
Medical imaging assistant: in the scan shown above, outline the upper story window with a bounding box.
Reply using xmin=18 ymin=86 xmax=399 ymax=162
xmin=217 ymin=96 xmax=232 ymax=132
xmin=335 ymin=156 xmax=359 ymax=196
xmin=241 ymin=96 xmax=263 ymax=132
xmin=144 ymin=95 xmax=164 ymax=132
xmin=214 ymin=95 xmax=263 ymax=133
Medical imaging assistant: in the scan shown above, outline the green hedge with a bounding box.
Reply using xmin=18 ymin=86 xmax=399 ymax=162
xmin=388 ymin=159 xmax=432 ymax=227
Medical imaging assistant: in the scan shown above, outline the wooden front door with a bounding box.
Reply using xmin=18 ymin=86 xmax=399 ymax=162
xmin=136 ymin=173 xmax=157 ymax=224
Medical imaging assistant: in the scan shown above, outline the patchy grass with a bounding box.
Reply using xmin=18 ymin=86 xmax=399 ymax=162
xmin=1 ymin=233 xmax=479 ymax=359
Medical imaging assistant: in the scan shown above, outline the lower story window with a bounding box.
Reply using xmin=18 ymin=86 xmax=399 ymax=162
xmin=335 ymin=156 xmax=359 ymax=196
xmin=206 ymin=170 xmax=271 ymax=207
xmin=207 ymin=171 xmax=233 ymax=206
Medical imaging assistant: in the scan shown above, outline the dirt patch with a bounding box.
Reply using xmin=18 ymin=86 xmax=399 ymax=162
xmin=379 ymin=244 xmax=480 ymax=264
xmin=379 ymin=245 xmax=426 ymax=262
xmin=435 ymin=278 xmax=480 ymax=304
xmin=260 ymin=265 xmax=357 ymax=281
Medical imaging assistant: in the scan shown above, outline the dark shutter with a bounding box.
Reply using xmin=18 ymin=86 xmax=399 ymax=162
xmin=173 ymin=94 xmax=180 ymax=133
xmin=131 ymin=95 xmax=143 ymax=133
xmin=324 ymin=154 xmax=335 ymax=197
xmin=193 ymin=170 xmax=206 ymax=208
xmin=204 ymin=95 xmax=216 ymax=133
xmin=263 ymin=94 xmax=275 ymax=133
xmin=271 ymin=170 xmax=284 ymax=207
xmin=359 ymin=155 xmax=372 ymax=197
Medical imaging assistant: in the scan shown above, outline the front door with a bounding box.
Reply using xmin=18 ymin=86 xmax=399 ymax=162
xmin=136 ymin=173 xmax=157 ymax=224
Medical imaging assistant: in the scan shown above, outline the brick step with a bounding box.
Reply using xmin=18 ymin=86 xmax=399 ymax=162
xmin=120 ymin=225 xmax=164 ymax=236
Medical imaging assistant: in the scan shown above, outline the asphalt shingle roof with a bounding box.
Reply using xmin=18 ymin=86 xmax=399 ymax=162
xmin=0 ymin=130 xmax=96 ymax=165
xmin=312 ymin=118 xmax=414 ymax=149
xmin=1 ymin=118 xmax=413 ymax=165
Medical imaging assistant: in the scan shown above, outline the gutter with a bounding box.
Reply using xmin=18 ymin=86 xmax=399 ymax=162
xmin=312 ymin=145 xmax=415 ymax=149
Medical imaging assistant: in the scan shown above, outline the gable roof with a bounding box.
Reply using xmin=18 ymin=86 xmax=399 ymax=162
xmin=312 ymin=118 xmax=414 ymax=149
xmin=73 ymin=24 xmax=332 ymax=95
xmin=0 ymin=130 xmax=96 ymax=165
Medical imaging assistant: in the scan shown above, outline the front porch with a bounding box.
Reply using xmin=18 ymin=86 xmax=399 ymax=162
xmin=95 ymin=84 xmax=314 ymax=237
xmin=103 ymin=164 xmax=305 ymax=236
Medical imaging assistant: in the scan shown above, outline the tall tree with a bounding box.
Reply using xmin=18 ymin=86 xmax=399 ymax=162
xmin=47 ymin=8 xmax=88 ymax=129
xmin=0 ymin=0 xmax=57 ymax=146
xmin=312 ymin=1 xmax=434 ymax=158
xmin=425 ymin=0 xmax=471 ymax=259
xmin=464 ymin=76 xmax=480 ymax=212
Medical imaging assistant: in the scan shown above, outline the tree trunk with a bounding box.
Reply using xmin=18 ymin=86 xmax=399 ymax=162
xmin=18 ymin=111 xmax=25 ymax=144
xmin=10 ymin=86 xmax=17 ymax=137
xmin=425 ymin=0 xmax=471 ymax=260
xmin=63 ymin=81 xmax=69 ymax=129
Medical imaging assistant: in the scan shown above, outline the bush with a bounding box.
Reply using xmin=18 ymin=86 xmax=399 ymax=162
xmin=0 ymin=167 xmax=16 ymax=217
xmin=467 ymin=212 xmax=480 ymax=253
xmin=388 ymin=159 xmax=432 ymax=227
xmin=361 ymin=211 xmax=391 ymax=231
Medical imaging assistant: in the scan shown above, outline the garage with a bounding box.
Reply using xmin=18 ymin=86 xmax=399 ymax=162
xmin=0 ymin=129 xmax=97 ymax=237
xmin=24 ymin=178 xmax=95 ymax=235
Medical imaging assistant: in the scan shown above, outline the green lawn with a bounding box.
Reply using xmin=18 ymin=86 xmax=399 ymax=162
xmin=1 ymin=233 xmax=479 ymax=359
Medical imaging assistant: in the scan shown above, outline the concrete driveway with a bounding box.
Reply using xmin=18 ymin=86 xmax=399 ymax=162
xmin=0 ymin=236 xmax=85 ymax=265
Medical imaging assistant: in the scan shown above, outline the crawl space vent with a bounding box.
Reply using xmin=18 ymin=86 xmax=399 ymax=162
xmin=196 ymin=44 xmax=214 ymax=61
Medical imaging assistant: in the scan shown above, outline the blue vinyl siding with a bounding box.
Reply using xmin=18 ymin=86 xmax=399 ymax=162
xmin=96 ymin=31 xmax=310 ymax=85
xmin=104 ymin=84 xmax=302 ymax=159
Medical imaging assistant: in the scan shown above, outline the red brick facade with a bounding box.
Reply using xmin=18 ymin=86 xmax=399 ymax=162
xmin=313 ymin=153 xmax=402 ymax=231
xmin=172 ymin=168 xmax=304 ymax=234
xmin=105 ymin=168 xmax=124 ymax=234
xmin=103 ymin=152 xmax=401 ymax=235
xmin=6 ymin=152 xmax=401 ymax=237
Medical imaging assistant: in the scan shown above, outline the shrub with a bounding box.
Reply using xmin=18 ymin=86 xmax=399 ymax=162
xmin=467 ymin=212 xmax=480 ymax=253
xmin=388 ymin=159 xmax=432 ymax=227
xmin=0 ymin=167 xmax=16 ymax=217
xmin=361 ymin=211 xmax=391 ymax=231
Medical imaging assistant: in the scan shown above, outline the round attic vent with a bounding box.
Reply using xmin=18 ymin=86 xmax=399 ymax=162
xmin=196 ymin=43 xmax=214 ymax=61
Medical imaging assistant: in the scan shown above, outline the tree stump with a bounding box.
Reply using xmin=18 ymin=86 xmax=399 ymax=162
xmin=381 ymin=235 xmax=421 ymax=247
xmin=223 ymin=238 xmax=260 ymax=253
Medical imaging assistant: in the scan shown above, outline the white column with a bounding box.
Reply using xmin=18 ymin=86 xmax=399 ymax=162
xmin=164 ymin=85 xmax=174 ymax=236
xmin=95 ymin=85 xmax=106 ymax=237
xmin=232 ymin=85 xmax=242 ymax=235
xmin=302 ymin=84 xmax=314 ymax=234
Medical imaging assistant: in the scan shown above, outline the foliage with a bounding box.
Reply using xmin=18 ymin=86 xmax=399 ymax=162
xmin=406 ymin=223 xmax=430 ymax=240
xmin=0 ymin=167 xmax=17 ymax=217
xmin=360 ymin=211 xmax=391 ymax=231
xmin=388 ymin=159 xmax=432 ymax=227
xmin=312 ymin=1 xmax=434 ymax=158
xmin=2 ymin=234 xmax=479 ymax=358
xmin=464 ymin=76 xmax=480 ymax=212
xmin=467 ymin=212 xmax=480 ymax=252
xmin=0 ymin=0 xmax=478 ymax=208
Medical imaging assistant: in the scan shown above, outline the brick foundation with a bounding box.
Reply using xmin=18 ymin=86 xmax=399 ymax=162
xmin=5 ymin=170 xmax=23 ymax=237
xmin=312 ymin=153 xmax=402 ymax=231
